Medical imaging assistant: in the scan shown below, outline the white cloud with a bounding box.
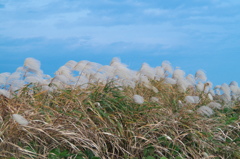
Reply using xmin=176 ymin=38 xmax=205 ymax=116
xmin=0 ymin=0 xmax=239 ymax=54
xmin=0 ymin=22 xmax=188 ymax=48
xmin=144 ymin=8 xmax=169 ymax=16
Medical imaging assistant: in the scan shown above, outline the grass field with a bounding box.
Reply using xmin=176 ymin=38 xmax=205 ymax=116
xmin=0 ymin=58 xmax=240 ymax=158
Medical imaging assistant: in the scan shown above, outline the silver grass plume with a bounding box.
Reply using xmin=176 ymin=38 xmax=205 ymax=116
xmin=12 ymin=114 xmax=29 ymax=126
xmin=195 ymin=70 xmax=207 ymax=82
xmin=140 ymin=63 xmax=155 ymax=80
xmin=162 ymin=61 xmax=173 ymax=74
xmin=197 ymin=106 xmax=214 ymax=117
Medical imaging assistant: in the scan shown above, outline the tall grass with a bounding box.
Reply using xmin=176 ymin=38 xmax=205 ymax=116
xmin=0 ymin=58 xmax=239 ymax=158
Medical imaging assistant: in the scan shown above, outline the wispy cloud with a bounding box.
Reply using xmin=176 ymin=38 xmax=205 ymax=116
xmin=0 ymin=0 xmax=240 ymax=53
xmin=143 ymin=8 xmax=169 ymax=16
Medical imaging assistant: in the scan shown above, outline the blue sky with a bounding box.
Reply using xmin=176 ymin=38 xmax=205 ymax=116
xmin=0 ymin=0 xmax=240 ymax=85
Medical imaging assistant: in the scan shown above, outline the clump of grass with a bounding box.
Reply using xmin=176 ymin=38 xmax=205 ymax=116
xmin=0 ymin=80 xmax=239 ymax=159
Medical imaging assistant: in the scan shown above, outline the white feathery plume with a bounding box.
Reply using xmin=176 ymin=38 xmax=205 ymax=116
xmin=162 ymin=61 xmax=173 ymax=74
xmin=98 ymin=65 xmax=116 ymax=79
xmin=144 ymin=83 xmax=153 ymax=90
xmin=51 ymin=80 xmax=64 ymax=89
xmin=74 ymin=75 xmax=89 ymax=86
xmin=195 ymin=70 xmax=207 ymax=82
xmin=16 ymin=66 xmax=26 ymax=72
xmin=42 ymin=85 xmax=54 ymax=92
xmin=186 ymin=74 xmax=195 ymax=85
xmin=208 ymin=93 xmax=213 ymax=100
xmin=230 ymin=85 xmax=239 ymax=94
xmin=64 ymin=60 xmax=77 ymax=70
xmin=173 ymin=69 xmax=185 ymax=80
xmin=10 ymin=80 xmax=25 ymax=91
xmin=74 ymin=60 xmax=89 ymax=72
xmin=110 ymin=57 xmax=128 ymax=69
xmin=152 ymin=86 xmax=159 ymax=93
xmin=139 ymin=75 xmax=150 ymax=84
xmin=209 ymin=89 xmax=215 ymax=96
xmin=23 ymin=57 xmax=41 ymax=74
xmin=110 ymin=57 xmax=133 ymax=80
xmin=177 ymin=78 xmax=191 ymax=92
xmin=192 ymin=96 xmax=200 ymax=103
xmin=204 ymin=85 xmax=210 ymax=93
xmin=232 ymin=94 xmax=240 ymax=101
xmin=55 ymin=66 xmax=75 ymax=83
xmin=215 ymin=89 xmax=221 ymax=95
xmin=74 ymin=61 xmax=102 ymax=86
xmin=185 ymin=96 xmax=200 ymax=104
xmin=89 ymin=72 xmax=106 ymax=83
xmin=54 ymin=75 xmax=70 ymax=84
xmin=120 ymin=79 xmax=136 ymax=88
xmin=133 ymin=95 xmax=144 ymax=104
xmin=155 ymin=66 xmax=165 ymax=80
xmin=207 ymin=102 xmax=222 ymax=109
xmin=115 ymin=66 xmax=134 ymax=80
xmin=25 ymin=76 xmax=41 ymax=83
xmin=85 ymin=62 xmax=102 ymax=75
xmin=229 ymin=81 xmax=238 ymax=87
xmin=214 ymin=85 xmax=221 ymax=89
xmin=0 ymin=72 xmax=11 ymax=86
xmin=12 ymin=114 xmax=29 ymax=126
xmin=75 ymin=61 xmax=101 ymax=76
xmin=196 ymin=81 xmax=204 ymax=91
xmin=140 ymin=63 xmax=155 ymax=80
xmin=6 ymin=72 xmax=22 ymax=83
xmin=164 ymin=78 xmax=176 ymax=85
xmin=0 ymin=89 xmax=11 ymax=98
xmin=55 ymin=66 xmax=72 ymax=76
xmin=220 ymin=93 xmax=231 ymax=103
xmin=197 ymin=106 xmax=214 ymax=117
xmin=185 ymin=96 xmax=195 ymax=103
xmin=220 ymin=83 xmax=231 ymax=95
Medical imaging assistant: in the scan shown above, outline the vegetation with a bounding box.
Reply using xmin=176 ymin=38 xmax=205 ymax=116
xmin=0 ymin=81 xmax=239 ymax=158
xmin=0 ymin=57 xmax=239 ymax=158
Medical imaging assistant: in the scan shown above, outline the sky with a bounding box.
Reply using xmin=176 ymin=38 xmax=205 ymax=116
xmin=0 ymin=0 xmax=240 ymax=86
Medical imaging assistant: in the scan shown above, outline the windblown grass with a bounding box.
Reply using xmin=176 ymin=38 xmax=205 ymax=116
xmin=0 ymin=80 xmax=239 ymax=159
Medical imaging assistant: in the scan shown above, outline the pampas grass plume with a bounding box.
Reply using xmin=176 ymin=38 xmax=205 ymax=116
xmin=197 ymin=106 xmax=214 ymax=117
xmin=207 ymin=102 xmax=222 ymax=109
xmin=229 ymin=81 xmax=238 ymax=87
xmin=155 ymin=66 xmax=165 ymax=80
xmin=0 ymin=89 xmax=11 ymax=98
xmin=133 ymin=95 xmax=144 ymax=104
xmin=140 ymin=63 xmax=155 ymax=79
xmin=221 ymin=93 xmax=231 ymax=103
xmin=24 ymin=57 xmax=41 ymax=73
xmin=185 ymin=96 xmax=200 ymax=104
xmin=221 ymin=83 xmax=231 ymax=95
xmin=64 ymin=60 xmax=77 ymax=69
xmin=195 ymin=70 xmax=207 ymax=82
xmin=12 ymin=114 xmax=29 ymax=126
xmin=164 ymin=78 xmax=176 ymax=85
xmin=0 ymin=72 xmax=10 ymax=85
xmin=173 ymin=69 xmax=185 ymax=80
xmin=162 ymin=61 xmax=173 ymax=74
xmin=208 ymin=93 xmax=213 ymax=100
xmin=196 ymin=82 xmax=204 ymax=91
